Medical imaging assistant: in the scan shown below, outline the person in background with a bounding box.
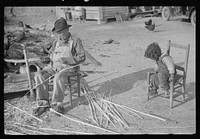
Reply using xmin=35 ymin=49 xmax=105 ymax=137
xmin=33 ymin=17 xmax=85 ymax=116
xmin=144 ymin=42 xmax=176 ymax=96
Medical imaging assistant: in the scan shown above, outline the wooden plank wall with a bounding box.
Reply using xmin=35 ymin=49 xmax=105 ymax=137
xmin=84 ymin=6 xmax=129 ymax=20
xmin=4 ymin=73 xmax=36 ymax=94
xmin=102 ymin=6 xmax=129 ymax=20
xmin=83 ymin=7 xmax=100 ymax=20
xmin=56 ymin=6 xmax=67 ymax=19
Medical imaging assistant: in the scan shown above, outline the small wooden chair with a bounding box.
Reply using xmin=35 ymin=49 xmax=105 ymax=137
xmin=147 ymin=40 xmax=190 ymax=108
xmin=67 ymin=65 xmax=81 ymax=106
xmin=49 ymin=65 xmax=81 ymax=106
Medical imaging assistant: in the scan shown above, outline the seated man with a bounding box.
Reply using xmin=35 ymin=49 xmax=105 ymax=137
xmin=33 ymin=17 xmax=86 ymax=116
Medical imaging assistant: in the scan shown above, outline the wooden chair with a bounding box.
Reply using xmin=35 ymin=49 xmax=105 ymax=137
xmin=48 ymin=65 xmax=81 ymax=106
xmin=147 ymin=40 xmax=190 ymax=108
xmin=67 ymin=65 xmax=81 ymax=106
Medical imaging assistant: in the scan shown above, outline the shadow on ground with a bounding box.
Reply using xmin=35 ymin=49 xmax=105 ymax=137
xmin=4 ymin=90 xmax=30 ymax=100
xmin=4 ymin=62 xmax=194 ymax=110
xmin=168 ymin=17 xmax=191 ymax=23
xmin=172 ymin=81 xmax=195 ymax=108
xmin=86 ymin=62 xmax=195 ymax=108
xmin=91 ymin=67 xmax=154 ymax=97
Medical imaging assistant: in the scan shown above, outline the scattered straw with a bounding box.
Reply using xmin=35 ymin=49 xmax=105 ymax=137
xmin=49 ymin=108 xmax=118 ymax=134
xmin=5 ymin=102 xmax=43 ymax=123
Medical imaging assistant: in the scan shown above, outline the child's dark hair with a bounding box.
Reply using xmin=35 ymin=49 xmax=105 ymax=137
xmin=144 ymin=42 xmax=162 ymax=61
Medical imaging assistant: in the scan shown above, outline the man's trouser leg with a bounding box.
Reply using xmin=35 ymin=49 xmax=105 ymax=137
xmin=52 ymin=69 xmax=73 ymax=104
xmin=34 ymin=68 xmax=55 ymax=101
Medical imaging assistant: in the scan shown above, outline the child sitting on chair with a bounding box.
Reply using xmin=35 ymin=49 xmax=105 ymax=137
xmin=144 ymin=42 xmax=176 ymax=96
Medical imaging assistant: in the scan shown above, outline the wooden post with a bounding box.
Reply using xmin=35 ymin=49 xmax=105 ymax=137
xmin=147 ymin=72 xmax=150 ymax=100
xmin=23 ymin=48 xmax=34 ymax=100
xmin=97 ymin=7 xmax=103 ymax=24
xmin=152 ymin=6 xmax=155 ymax=11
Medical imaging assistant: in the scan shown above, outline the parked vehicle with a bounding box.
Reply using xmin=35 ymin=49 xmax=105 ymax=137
xmin=161 ymin=6 xmax=196 ymax=27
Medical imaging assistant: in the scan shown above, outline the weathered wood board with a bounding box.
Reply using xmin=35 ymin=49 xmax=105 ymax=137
xmin=4 ymin=72 xmax=36 ymax=94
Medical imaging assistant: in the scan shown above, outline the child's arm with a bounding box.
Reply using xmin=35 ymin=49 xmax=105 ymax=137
xmin=154 ymin=63 xmax=159 ymax=72
xmin=162 ymin=56 xmax=175 ymax=81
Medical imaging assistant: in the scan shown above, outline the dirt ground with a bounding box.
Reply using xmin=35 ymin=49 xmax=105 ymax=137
xmin=5 ymin=12 xmax=196 ymax=134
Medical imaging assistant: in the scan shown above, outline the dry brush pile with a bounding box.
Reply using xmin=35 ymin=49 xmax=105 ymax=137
xmin=4 ymin=16 xmax=53 ymax=72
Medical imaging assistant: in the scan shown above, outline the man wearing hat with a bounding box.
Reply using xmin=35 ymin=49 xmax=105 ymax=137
xmin=33 ymin=17 xmax=86 ymax=116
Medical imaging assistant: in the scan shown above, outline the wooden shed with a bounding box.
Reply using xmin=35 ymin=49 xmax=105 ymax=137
xmin=56 ymin=6 xmax=129 ymax=24
xmin=83 ymin=6 xmax=129 ymax=24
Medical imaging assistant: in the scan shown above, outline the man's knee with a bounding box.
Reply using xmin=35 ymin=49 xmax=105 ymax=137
xmin=34 ymin=71 xmax=42 ymax=80
xmin=54 ymin=73 xmax=63 ymax=82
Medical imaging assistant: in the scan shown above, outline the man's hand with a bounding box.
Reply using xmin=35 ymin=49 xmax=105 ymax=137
xmin=40 ymin=57 xmax=51 ymax=64
xmin=169 ymin=74 xmax=174 ymax=82
xmin=61 ymin=57 xmax=70 ymax=64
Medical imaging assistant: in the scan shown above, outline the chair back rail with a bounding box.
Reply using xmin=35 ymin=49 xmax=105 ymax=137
xmin=167 ymin=40 xmax=190 ymax=80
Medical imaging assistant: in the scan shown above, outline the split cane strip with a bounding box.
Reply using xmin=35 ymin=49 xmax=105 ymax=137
xmin=49 ymin=108 xmax=119 ymax=134
xmin=24 ymin=64 xmax=81 ymax=96
xmin=5 ymin=129 xmax=24 ymax=135
xmin=39 ymin=127 xmax=95 ymax=135
xmin=5 ymin=102 xmax=44 ymax=123
xmin=99 ymin=99 xmax=167 ymax=122
xmin=7 ymin=122 xmax=94 ymax=135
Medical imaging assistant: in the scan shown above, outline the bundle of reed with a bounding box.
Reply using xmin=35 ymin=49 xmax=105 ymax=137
xmin=81 ymin=86 xmax=143 ymax=131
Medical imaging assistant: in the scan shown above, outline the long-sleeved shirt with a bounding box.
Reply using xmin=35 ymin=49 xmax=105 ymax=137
xmin=43 ymin=34 xmax=85 ymax=71
xmin=154 ymin=53 xmax=175 ymax=74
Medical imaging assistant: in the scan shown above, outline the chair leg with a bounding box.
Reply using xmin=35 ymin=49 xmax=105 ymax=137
xmin=169 ymin=81 xmax=174 ymax=108
xmin=68 ymin=77 xmax=72 ymax=106
xmin=77 ymin=66 xmax=80 ymax=97
xmin=147 ymin=72 xmax=150 ymax=100
xmin=182 ymin=80 xmax=186 ymax=102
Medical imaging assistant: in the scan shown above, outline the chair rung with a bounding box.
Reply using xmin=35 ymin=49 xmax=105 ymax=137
xmin=175 ymin=65 xmax=184 ymax=72
xmin=171 ymin=43 xmax=189 ymax=50
xmin=70 ymin=79 xmax=78 ymax=81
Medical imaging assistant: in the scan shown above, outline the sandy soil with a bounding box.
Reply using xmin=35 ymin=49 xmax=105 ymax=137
xmin=5 ymin=13 xmax=195 ymax=134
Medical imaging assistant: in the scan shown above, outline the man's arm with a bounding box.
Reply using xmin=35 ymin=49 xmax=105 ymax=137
xmin=42 ymin=36 xmax=57 ymax=54
xmin=71 ymin=38 xmax=86 ymax=64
